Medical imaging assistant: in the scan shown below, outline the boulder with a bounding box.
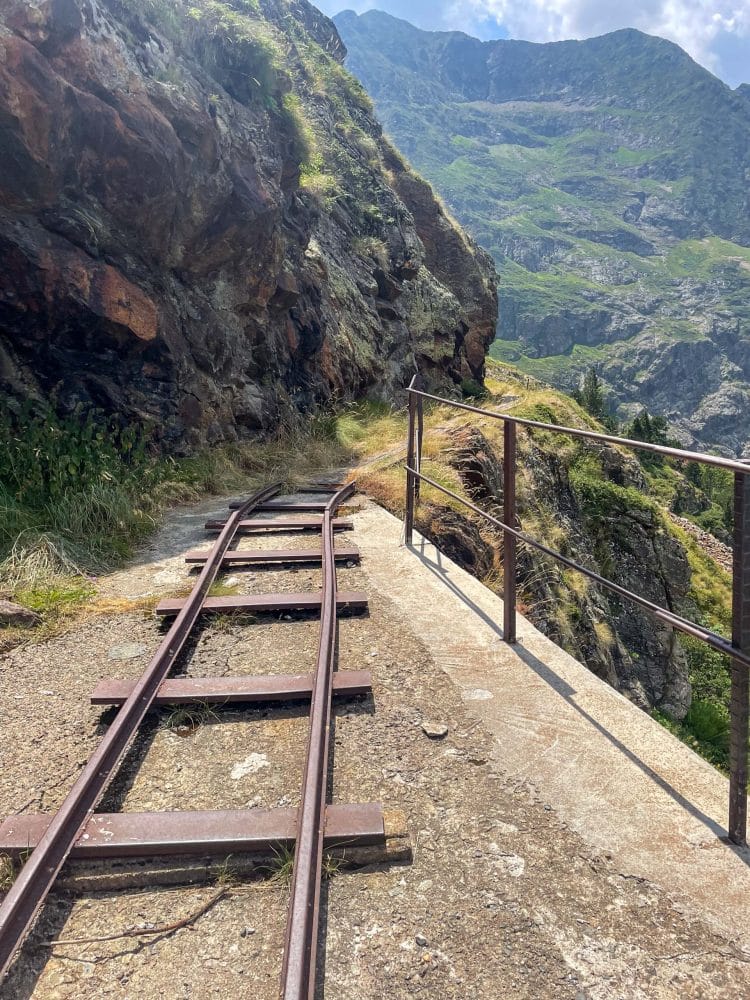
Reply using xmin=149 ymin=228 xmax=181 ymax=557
xmin=0 ymin=600 xmax=42 ymax=627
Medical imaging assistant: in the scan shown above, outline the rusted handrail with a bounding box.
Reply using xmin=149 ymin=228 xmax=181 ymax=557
xmin=405 ymin=465 xmax=750 ymax=669
xmin=404 ymin=375 xmax=750 ymax=846
xmin=409 ymin=385 xmax=750 ymax=474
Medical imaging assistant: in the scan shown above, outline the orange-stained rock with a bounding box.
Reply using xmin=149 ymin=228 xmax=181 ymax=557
xmin=97 ymin=266 xmax=158 ymax=342
xmin=34 ymin=248 xmax=157 ymax=341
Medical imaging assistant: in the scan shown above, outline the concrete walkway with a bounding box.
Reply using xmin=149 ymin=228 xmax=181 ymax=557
xmin=355 ymin=501 xmax=750 ymax=950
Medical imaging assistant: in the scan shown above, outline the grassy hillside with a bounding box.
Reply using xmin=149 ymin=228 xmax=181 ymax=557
xmin=339 ymin=359 xmax=735 ymax=773
xmin=336 ymin=11 xmax=750 ymax=457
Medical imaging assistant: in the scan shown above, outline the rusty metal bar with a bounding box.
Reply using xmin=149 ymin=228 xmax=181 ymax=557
xmin=155 ymin=591 xmax=368 ymax=617
xmin=405 ymin=376 xmax=418 ymax=545
xmin=503 ymin=421 xmax=517 ymax=644
xmin=730 ymin=471 xmax=750 ymax=845
xmin=0 ymin=483 xmax=283 ymax=979
xmin=406 ymin=466 xmax=750 ymax=670
xmin=300 ymin=483 xmax=347 ymax=493
xmin=407 ymin=387 xmax=750 ymax=475
xmin=204 ymin=518 xmax=353 ymax=533
xmin=184 ymin=545 xmax=360 ymax=565
xmin=415 ymin=376 xmax=424 ymax=503
xmin=280 ymin=482 xmax=357 ymax=1000
xmin=229 ymin=500 xmax=330 ymax=512
xmin=90 ymin=670 xmax=373 ymax=707
xmin=0 ymin=803 xmax=385 ymax=860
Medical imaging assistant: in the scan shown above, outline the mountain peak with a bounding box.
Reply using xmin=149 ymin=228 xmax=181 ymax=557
xmin=337 ymin=10 xmax=750 ymax=456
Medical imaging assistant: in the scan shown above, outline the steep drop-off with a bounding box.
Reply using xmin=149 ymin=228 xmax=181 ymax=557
xmin=0 ymin=0 xmax=497 ymax=449
xmin=336 ymin=10 xmax=750 ymax=456
xmin=349 ymin=361 xmax=733 ymax=750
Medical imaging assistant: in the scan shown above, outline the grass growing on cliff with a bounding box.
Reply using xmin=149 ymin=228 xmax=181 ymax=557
xmin=0 ymin=403 xmax=350 ymax=625
xmin=332 ymin=362 xmax=741 ymax=777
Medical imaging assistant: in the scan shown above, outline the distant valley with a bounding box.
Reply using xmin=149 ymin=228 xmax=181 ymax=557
xmin=336 ymin=10 xmax=750 ymax=456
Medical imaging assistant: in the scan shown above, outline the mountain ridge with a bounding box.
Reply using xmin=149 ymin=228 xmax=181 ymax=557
xmin=336 ymin=9 xmax=750 ymax=456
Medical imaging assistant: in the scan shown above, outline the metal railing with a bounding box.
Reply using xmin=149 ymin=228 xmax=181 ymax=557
xmin=404 ymin=374 xmax=750 ymax=846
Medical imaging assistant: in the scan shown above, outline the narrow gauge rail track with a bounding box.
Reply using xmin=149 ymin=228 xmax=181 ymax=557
xmin=0 ymin=481 xmax=387 ymax=997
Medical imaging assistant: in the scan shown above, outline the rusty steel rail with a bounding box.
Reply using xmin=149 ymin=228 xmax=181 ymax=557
xmin=404 ymin=374 xmax=750 ymax=846
xmin=280 ymin=482 xmax=356 ymax=1000
xmin=0 ymin=482 xmax=283 ymax=979
xmin=0 ymin=479 xmax=386 ymax=994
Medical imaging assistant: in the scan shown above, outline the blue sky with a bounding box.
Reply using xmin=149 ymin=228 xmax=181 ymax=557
xmin=319 ymin=2 xmax=750 ymax=87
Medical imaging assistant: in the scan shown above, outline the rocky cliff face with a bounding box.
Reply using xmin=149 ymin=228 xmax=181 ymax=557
xmin=336 ymin=11 xmax=750 ymax=457
xmin=0 ymin=0 xmax=497 ymax=449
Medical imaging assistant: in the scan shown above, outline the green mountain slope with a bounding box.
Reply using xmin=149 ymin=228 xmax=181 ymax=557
xmin=335 ymin=10 xmax=750 ymax=456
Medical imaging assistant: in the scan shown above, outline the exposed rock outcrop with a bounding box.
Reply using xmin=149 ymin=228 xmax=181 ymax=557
xmin=519 ymin=435 xmax=691 ymax=717
xmin=0 ymin=0 xmax=497 ymax=449
xmin=0 ymin=600 xmax=42 ymax=626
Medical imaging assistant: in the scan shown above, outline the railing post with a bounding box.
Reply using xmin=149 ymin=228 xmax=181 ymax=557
xmin=503 ymin=420 xmax=517 ymax=644
xmin=730 ymin=469 xmax=750 ymax=845
xmin=405 ymin=380 xmax=417 ymax=545
xmin=415 ymin=380 xmax=424 ymax=503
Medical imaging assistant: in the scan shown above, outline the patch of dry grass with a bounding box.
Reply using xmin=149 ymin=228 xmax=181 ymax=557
xmin=0 ymin=414 xmax=351 ymax=651
xmin=0 ymin=854 xmax=15 ymax=892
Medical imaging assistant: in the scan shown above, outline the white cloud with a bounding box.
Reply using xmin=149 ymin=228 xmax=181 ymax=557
xmin=450 ymin=0 xmax=750 ymax=76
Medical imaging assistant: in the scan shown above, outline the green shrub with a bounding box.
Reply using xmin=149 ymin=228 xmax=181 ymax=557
xmin=685 ymin=699 xmax=730 ymax=753
xmin=570 ymin=466 xmax=656 ymax=521
xmin=0 ymin=401 xmax=151 ymax=511
xmin=0 ymin=400 xmax=354 ymax=602
xmin=281 ymin=93 xmax=316 ymax=169
xmin=0 ymin=402 xmax=162 ymax=571
xmin=352 ymin=236 xmax=389 ymax=268
xmin=652 ymin=706 xmax=731 ymax=772
xmin=460 ymin=378 xmax=487 ymax=400
xmin=681 ymin=633 xmax=730 ymax=704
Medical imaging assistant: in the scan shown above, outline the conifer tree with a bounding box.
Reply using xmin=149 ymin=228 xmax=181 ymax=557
xmin=580 ymin=368 xmax=605 ymax=420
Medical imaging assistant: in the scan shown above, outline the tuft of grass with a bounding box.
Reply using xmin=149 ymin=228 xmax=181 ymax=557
xmin=686 ymin=699 xmax=730 ymax=753
xmin=670 ymin=523 xmax=732 ymax=634
xmin=163 ymin=702 xmax=220 ymax=734
xmin=653 ymin=701 xmax=732 ymax=773
xmin=208 ymin=611 xmax=258 ymax=632
xmin=13 ymin=579 xmax=95 ymax=616
xmin=207 ymin=578 xmax=241 ymax=598
xmin=322 ymin=853 xmax=347 ymax=880
xmin=300 ymin=168 xmax=339 ymax=204
xmin=264 ymin=843 xmax=295 ymax=889
xmin=0 ymin=855 xmax=14 ymax=893
xmin=332 ymin=401 xmax=402 ymax=453
xmin=460 ymin=378 xmax=487 ymax=400
xmin=570 ymin=466 xmax=657 ymax=521
xmin=215 ymin=855 xmax=239 ymax=888
xmin=593 ymin=619 xmax=616 ymax=650
xmin=0 ymin=533 xmax=87 ymax=589
xmin=352 ymin=236 xmax=389 ymax=268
